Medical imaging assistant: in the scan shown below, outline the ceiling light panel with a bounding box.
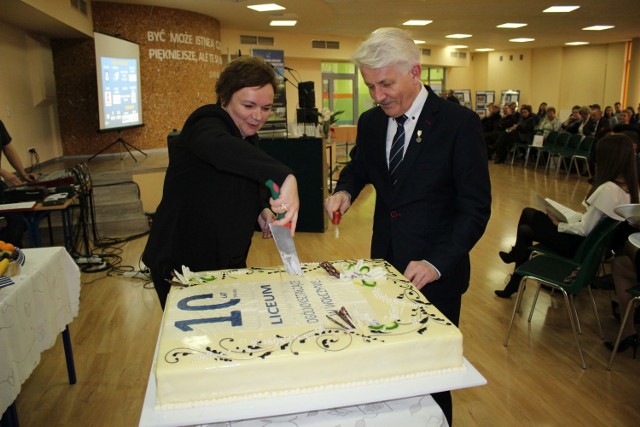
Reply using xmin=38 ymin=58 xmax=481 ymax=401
xmin=446 ymin=34 xmax=472 ymax=39
xmin=510 ymin=38 xmax=535 ymax=43
xmin=247 ymin=3 xmax=285 ymax=12
xmin=497 ymin=23 xmax=527 ymax=29
xmin=270 ymin=20 xmax=297 ymax=26
xmin=403 ymin=20 xmax=433 ymax=26
xmin=543 ymin=6 xmax=580 ymax=13
xmin=583 ymin=25 xmax=614 ymax=31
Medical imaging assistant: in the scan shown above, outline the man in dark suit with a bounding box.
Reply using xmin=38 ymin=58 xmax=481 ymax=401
xmin=324 ymin=28 xmax=491 ymax=426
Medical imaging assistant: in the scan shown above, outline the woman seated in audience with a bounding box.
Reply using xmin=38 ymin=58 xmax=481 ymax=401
xmin=561 ymin=105 xmax=581 ymax=132
xmin=486 ymin=103 xmax=518 ymax=159
xmin=492 ymin=104 xmax=536 ymax=164
xmin=605 ymin=243 xmax=640 ymax=357
xmin=536 ymin=106 xmax=561 ymax=139
xmin=604 ymin=105 xmax=618 ymax=128
xmin=495 ymin=133 xmax=639 ymax=298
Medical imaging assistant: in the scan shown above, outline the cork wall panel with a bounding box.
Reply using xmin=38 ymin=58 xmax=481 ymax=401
xmin=52 ymin=2 xmax=222 ymax=156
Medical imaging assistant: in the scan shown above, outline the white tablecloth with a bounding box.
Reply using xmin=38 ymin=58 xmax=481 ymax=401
xmin=198 ymin=394 xmax=448 ymax=427
xmin=0 ymin=247 xmax=80 ymax=414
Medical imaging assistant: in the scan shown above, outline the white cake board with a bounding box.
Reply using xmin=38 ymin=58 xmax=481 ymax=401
xmin=138 ymin=357 xmax=486 ymax=427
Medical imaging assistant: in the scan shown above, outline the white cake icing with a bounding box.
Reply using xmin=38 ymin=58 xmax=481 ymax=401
xmin=155 ymin=259 xmax=464 ymax=409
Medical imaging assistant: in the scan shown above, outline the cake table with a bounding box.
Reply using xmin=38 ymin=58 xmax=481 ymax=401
xmin=139 ymin=347 xmax=485 ymax=427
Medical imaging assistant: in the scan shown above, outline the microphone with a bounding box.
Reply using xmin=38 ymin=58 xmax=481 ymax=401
xmin=269 ymin=63 xmax=298 ymax=89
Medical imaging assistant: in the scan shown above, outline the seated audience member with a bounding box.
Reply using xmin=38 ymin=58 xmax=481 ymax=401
xmin=584 ymin=104 xmax=612 ymax=140
xmin=561 ymin=105 xmax=582 ymax=133
xmin=613 ymin=124 xmax=640 ymax=175
xmin=495 ymin=133 xmax=639 ymax=298
xmin=481 ymin=104 xmax=501 ymax=156
xmin=614 ymin=102 xmax=623 ymax=122
xmin=604 ymin=105 xmax=618 ymax=128
xmin=0 ymin=119 xmax=36 ymax=247
xmin=536 ymin=106 xmax=561 ymax=139
xmin=584 ymin=104 xmax=614 ymax=174
xmin=627 ymin=106 xmax=638 ymax=125
xmin=493 ymin=104 xmax=536 ymax=164
xmin=604 ymin=244 xmax=639 ymax=357
xmin=566 ymin=105 xmax=591 ymax=135
xmin=486 ymin=104 xmax=518 ymax=159
xmin=619 ymin=108 xmax=636 ymax=127
xmin=534 ymin=102 xmax=547 ymax=125
xmin=446 ymin=90 xmax=460 ymax=104
xmin=510 ymin=102 xmax=521 ymax=122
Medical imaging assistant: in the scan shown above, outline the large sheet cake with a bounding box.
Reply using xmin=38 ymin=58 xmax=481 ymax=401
xmin=155 ymin=259 xmax=464 ymax=409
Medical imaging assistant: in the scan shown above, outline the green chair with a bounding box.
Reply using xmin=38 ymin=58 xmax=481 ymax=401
xmin=530 ymin=216 xmax=618 ymax=263
xmin=553 ymin=133 xmax=583 ymax=177
xmin=544 ymin=132 xmax=570 ymax=173
xmin=510 ymin=133 xmax=536 ymax=167
xmin=607 ymin=285 xmax=640 ymax=370
xmin=569 ymin=135 xmax=595 ymax=179
xmin=529 ymin=217 xmax=618 ymax=293
xmin=504 ymin=219 xmax=621 ymax=369
xmin=533 ymin=130 xmax=559 ymax=171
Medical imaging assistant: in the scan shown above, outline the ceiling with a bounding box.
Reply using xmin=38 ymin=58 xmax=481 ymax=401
xmin=2 ymin=0 xmax=640 ymax=51
xmin=90 ymin=0 xmax=640 ymax=51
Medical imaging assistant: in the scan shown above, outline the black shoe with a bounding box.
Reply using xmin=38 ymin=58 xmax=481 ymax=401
xmin=495 ymin=274 xmax=523 ymax=298
xmin=604 ymin=334 xmax=639 ymax=358
xmin=494 ymin=289 xmax=515 ymax=298
xmin=499 ymin=250 xmax=515 ymax=264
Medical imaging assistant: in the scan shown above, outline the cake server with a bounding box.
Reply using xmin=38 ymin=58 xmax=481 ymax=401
xmin=265 ymin=179 xmax=303 ymax=275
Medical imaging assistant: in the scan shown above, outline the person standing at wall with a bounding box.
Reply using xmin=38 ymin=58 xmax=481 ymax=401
xmin=324 ymin=27 xmax=491 ymax=426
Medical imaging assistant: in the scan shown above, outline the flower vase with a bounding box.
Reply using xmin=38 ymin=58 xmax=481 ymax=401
xmin=322 ymin=122 xmax=331 ymax=140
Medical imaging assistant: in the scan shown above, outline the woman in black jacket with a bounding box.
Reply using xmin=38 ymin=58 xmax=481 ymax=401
xmin=143 ymin=57 xmax=299 ymax=309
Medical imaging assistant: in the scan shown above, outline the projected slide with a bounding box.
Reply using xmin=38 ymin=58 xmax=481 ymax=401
xmin=94 ymin=32 xmax=144 ymax=131
xmin=100 ymin=57 xmax=140 ymax=128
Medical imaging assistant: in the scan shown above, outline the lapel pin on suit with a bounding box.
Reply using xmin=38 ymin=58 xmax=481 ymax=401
xmin=416 ymin=130 xmax=423 ymax=143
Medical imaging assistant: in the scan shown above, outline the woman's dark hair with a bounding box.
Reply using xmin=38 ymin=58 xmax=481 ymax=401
xmin=215 ymin=56 xmax=278 ymax=107
xmin=588 ymin=133 xmax=639 ymax=203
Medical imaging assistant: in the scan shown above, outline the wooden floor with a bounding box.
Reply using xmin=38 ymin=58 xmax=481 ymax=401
xmin=12 ymin=151 xmax=640 ymax=426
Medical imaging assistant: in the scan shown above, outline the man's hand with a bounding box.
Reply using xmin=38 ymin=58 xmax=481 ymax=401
xmin=324 ymin=191 xmax=351 ymax=218
xmin=3 ymin=173 xmax=23 ymax=187
xmin=404 ymin=260 xmax=440 ymax=290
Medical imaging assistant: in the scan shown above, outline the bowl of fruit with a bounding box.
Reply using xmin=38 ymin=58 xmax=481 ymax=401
xmin=0 ymin=241 xmax=25 ymax=277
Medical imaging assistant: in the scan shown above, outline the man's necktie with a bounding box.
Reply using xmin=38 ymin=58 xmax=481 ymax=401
xmin=389 ymin=114 xmax=408 ymax=186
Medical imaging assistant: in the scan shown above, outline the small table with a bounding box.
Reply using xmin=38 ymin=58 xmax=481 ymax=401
xmin=0 ymin=247 xmax=80 ymax=423
xmin=0 ymin=192 xmax=83 ymax=250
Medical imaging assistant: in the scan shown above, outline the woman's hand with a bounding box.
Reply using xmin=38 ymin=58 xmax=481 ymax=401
xmin=546 ymin=209 xmax=560 ymax=226
xmin=269 ymin=174 xmax=299 ymax=235
xmin=257 ymin=208 xmax=276 ymax=239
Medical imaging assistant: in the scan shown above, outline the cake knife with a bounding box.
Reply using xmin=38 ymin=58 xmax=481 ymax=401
xmin=265 ymin=180 xmax=303 ymax=275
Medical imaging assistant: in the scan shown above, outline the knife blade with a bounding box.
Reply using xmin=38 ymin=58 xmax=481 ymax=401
xmin=265 ymin=179 xmax=303 ymax=275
